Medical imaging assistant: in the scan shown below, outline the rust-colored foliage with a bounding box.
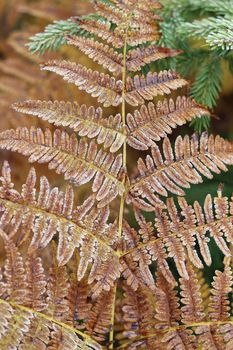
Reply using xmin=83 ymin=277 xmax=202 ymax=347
xmin=0 ymin=0 xmax=233 ymax=349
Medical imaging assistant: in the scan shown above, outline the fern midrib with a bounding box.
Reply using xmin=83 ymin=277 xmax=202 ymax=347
xmin=0 ymin=198 xmax=119 ymax=257
xmin=129 ymin=149 xmax=231 ymax=191
xmin=120 ymin=214 xmax=233 ymax=258
xmin=0 ymin=298 xmax=102 ymax=349
xmin=110 ymin=4 xmax=136 ymax=347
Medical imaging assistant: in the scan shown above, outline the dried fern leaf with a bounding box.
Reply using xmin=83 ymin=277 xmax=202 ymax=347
xmin=24 ymin=253 xmax=47 ymax=312
xmin=67 ymin=39 xmax=180 ymax=76
xmin=125 ymin=70 xmax=188 ymax=106
xmin=41 ymin=60 xmax=123 ymax=107
xmin=126 ymin=29 xmax=161 ymax=47
xmin=129 ymin=133 xmax=233 ymax=210
xmin=180 ymin=263 xmax=205 ymax=325
xmin=77 ymin=18 xmax=124 ymax=48
xmin=209 ymin=260 xmax=232 ymax=322
xmin=12 ymin=100 xmax=126 ymax=152
xmin=0 ymin=301 xmax=101 ymax=350
xmin=0 ymin=163 xmax=120 ymax=294
xmin=111 ymin=0 xmax=162 ymax=23
xmin=86 ymin=288 xmax=115 ymax=342
xmin=94 ymin=0 xmax=160 ymax=32
xmin=47 ymin=251 xmax=70 ymax=322
xmin=121 ymin=284 xmax=158 ymax=349
xmin=0 ymin=128 xmax=125 ymax=205
xmin=126 ymin=46 xmax=181 ymax=72
xmin=93 ymin=0 xmax=127 ymax=26
xmin=126 ymin=96 xmax=210 ymax=150
xmin=66 ymin=35 xmax=124 ymax=75
xmin=0 ymin=233 xmax=102 ymax=350
xmin=123 ymin=191 xmax=233 ymax=282
xmin=121 ymin=222 xmax=156 ymax=291
xmin=155 ymin=272 xmax=195 ymax=350
xmin=123 ymin=263 xmax=233 ymax=349
xmin=0 ymin=230 xmax=28 ymax=304
xmin=196 ymin=260 xmax=233 ymax=349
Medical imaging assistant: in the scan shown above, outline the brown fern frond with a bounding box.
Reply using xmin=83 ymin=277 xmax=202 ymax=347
xmin=0 ymin=128 xmax=125 ymax=206
xmin=66 ymin=35 xmax=124 ymax=75
xmin=66 ymin=36 xmax=178 ymax=75
xmin=0 ymin=236 xmax=102 ymax=350
xmin=120 ymin=222 xmax=156 ymax=292
xmin=126 ymin=96 xmax=210 ymax=150
xmin=93 ymin=0 xmax=161 ymax=33
xmin=125 ymin=70 xmax=188 ymax=106
xmin=12 ymin=100 xmax=126 ymax=152
xmin=0 ymin=230 xmax=28 ymax=304
xmin=129 ymin=133 xmax=233 ymax=210
xmin=93 ymin=0 xmax=128 ymax=26
xmin=125 ymin=30 xmax=161 ymax=47
xmin=155 ymin=272 xmax=195 ymax=350
xmin=47 ymin=246 xmax=70 ymax=322
xmin=24 ymin=253 xmax=47 ymax=312
xmin=119 ymin=262 xmax=233 ymax=349
xmin=196 ymin=259 xmax=233 ymax=349
xmin=76 ymin=18 xmax=124 ymax=48
xmin=86 ymin=288 xmax=115 ymax=342
xmin=122 ymin=188 xmax=233 ymax=283
xmin=180 ymin=263 xmax=205 ymax=325
xmin=209 ymin=259 xmax=232 ymax=322
xmin=41 ymin=60 xmax=123 ymax=107
xmin=126 ymin=46 xmax=181 ymax=72
xmin=0 ymin=162 xmax=120 ymax=294
xmin=121 ymin=283 xmax=158 ymax=349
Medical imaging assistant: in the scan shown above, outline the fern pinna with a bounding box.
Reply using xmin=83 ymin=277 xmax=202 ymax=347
xmin=0 ymin=0 xmax=233 ymax=349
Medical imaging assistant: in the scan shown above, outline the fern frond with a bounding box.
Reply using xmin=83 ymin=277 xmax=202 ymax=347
xmin=12 ymin=100 xmax=126 ymax=153
xmin=93 ymin=0 xmax=161 ymax=30
xmin=0 ymin=234 xmax=102 ymax=350
xmin=0 ymin=231 xmax=28 ymax=304
xmin=121 ymin=284 xmax=158 ymax=348
xmin=154 ymin=272 xmax=195 ymax=350
xmin=86 ymin=288 xmax=115 ymax=342
xmin=0 ymin=162 xmax=120 ymax=295
xmin=77 ymin=18 xmax=124 ymax=48
xmin=121 ymin=222 xmax=156 ymax=291
xmin=67 ymin=36 xmax=180 ymax=75
xmin=125 ymin=70 xmax=188 ymax=106
xmin=0 ymin=128 xmax=125 ymax=206
xmin=126 ymin=46 xmax=181 ymax=72
xmin=129 ymin=133 xmax=233 ymax=210
xmin=66 ymin=35 xmax=124 ymax=75
xmin=122 ymin=262 xmax=233 ymax=349
xmin=24 ymin=253 xmax=47 ymax=312
xmin=123 ymin=190 xmax=233 ymax=282
xmin=126 ymin=96 xmax=210 ymax=150
xmin=41 ymin=60 xmax=123 ymax=107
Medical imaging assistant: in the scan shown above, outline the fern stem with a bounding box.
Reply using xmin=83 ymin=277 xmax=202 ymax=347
xmin=110 ymin=17 xmax=131 ymax=350
xmin=117 ymin=23 xmax=129 ymax=241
